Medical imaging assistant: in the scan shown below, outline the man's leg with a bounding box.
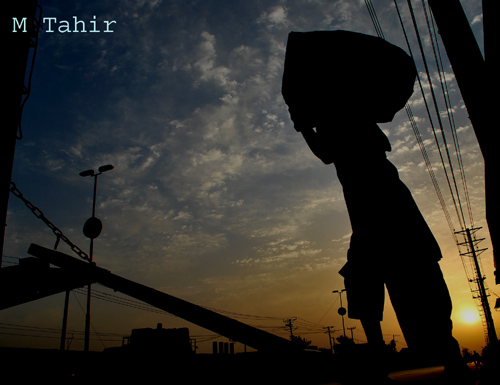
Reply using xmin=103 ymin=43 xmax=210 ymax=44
xmin=341 ymin=259 xmax=392 ymax=382
xmin=386 ymin=260 xmax=472 ymax=383
xmin=361 ymin=318 xmax=385 ymax=346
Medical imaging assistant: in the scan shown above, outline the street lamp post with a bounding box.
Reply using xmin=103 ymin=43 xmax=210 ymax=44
xmin=332 ymin=289 xmax=346 ymax=337
xmin=80 ymin=164 xmax=113 ymax=352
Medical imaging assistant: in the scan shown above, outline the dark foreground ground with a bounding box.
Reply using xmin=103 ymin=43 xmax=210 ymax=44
xmin=0 ymin=346 xmax=497 ymax=385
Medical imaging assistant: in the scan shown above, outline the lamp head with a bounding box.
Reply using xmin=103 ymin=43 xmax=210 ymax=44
xmin=79 ymin=169 xmax=95 ymax=177
xmin=98 ymin=164 xmax=114 ymax=173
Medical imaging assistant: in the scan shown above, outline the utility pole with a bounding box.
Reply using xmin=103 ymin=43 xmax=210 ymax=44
xmin=333 ymin=289 xmax=347 ymax=337
xmin=323 ymin=326 xmax=335 ymax=353
xmin=347 ymin=326 xmax=356 ymax=343
xmin=456 ymin=227 xmax=498 ymax=345
xmin=391 ymin=334 xmax=401 ymax=351
xmin=283 ymin=317 xmax=297 ymax=340
xmin=52 ymin=235 xmax=71 ymax=352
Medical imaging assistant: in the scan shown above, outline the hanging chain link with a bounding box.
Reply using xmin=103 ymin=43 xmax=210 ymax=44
xmin=9 ymin=182 xmax=90 ymax=262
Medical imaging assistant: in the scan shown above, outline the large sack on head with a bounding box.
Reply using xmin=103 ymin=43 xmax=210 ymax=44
xmin=282 ymin=30 xmax=417 ymax=131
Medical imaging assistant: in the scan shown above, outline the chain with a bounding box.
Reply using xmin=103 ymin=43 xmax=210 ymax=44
xmin=9 ymin=182 xmax=90 ymax=262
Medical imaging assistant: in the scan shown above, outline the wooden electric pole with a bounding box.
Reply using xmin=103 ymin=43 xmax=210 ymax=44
xmin=284 ymin=317 xmax=297 ymax=340
xmin=347 ymin=326 xmax=356 ymax=343
xmin=323 ymin=326 xmax=335 ymax=353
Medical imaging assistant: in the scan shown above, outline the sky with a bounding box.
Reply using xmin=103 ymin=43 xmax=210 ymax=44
xmin=2 ymin=0 xmax=498 ymax=355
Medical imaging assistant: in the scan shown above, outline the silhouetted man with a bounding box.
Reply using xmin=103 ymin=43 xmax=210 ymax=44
xmin=282 ymin=30 xmax=471 ymax=384
xmin=301 ymin=119 xmax=468 ymax=383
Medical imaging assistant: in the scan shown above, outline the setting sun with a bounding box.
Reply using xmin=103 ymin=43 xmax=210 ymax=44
xmin=460 ymin=308 xmax=480 ymax=324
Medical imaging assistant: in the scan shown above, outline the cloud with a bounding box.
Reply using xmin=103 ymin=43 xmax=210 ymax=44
xmin=193 ymin=31 xmax=233 ymax=87
xmin=471 ymin=14 xmax=482 ymax=26
xmin=257 ymin=5 xmax=289 ymax=29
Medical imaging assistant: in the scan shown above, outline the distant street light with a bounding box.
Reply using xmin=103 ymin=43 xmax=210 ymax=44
xmin=332 ymin=289 xmax=346 ymax=337
xmin=80 ymin=164 xmax=114 ymax=352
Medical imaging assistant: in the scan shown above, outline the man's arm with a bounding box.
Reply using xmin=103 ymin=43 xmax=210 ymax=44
xmin=300 ymin=127 xmax=334 ymax=165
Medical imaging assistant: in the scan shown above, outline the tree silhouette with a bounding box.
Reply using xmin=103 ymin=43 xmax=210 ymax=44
xmin=462 ymin=347 xmax=473 ymax=363
xmin=336 ymin=335 xmax=354 ymax=346
xmin=290 ymin=335 xmax=313 ymax=349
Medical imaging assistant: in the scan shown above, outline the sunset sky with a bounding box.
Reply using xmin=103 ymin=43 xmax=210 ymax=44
xmin=2 ymin=0 xmax=498 ymax=355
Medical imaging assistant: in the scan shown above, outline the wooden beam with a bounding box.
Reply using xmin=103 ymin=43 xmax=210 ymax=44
xmin=28 ymin=243 xmax=297 ymax=353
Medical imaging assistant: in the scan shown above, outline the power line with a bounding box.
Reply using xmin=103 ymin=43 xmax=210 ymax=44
xmin=363 ymin=1 xmax=459 ymax=242
xmin=74 ymin=287 xmax=330 ymax=335
xmin=0 ymin=322 xmax=125 ymax=342
xmin=392 ymin=0 xmax=470 ymax=242
xmin=405 ymin=103 xmax=456 ymax=238
xmin=365 ymin=0 xmax=385 ymax=39
xmin=73 ymin=287 xmax=175 ymax=316
xmin=422 ymin=0 xmax=475 ymax=228
xmin=406 ymin=0 xmax=468 ymax=231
